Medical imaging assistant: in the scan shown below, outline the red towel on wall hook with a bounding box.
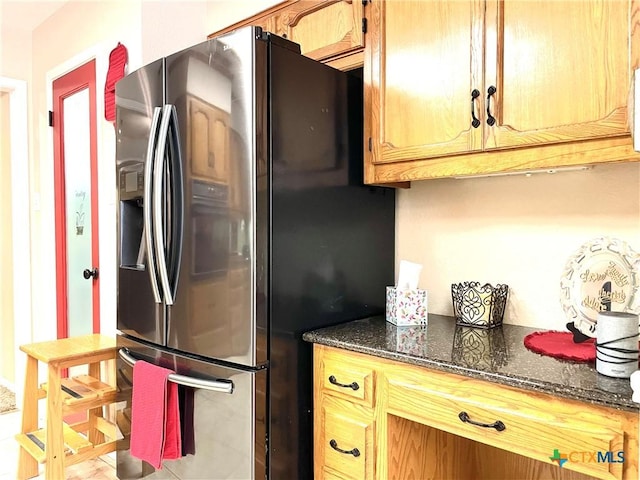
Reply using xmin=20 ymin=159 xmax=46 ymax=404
xmin=105 ymin=42 xmax=128 ymax=123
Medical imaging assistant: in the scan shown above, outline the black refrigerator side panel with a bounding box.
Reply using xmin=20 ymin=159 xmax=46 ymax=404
xmin=116 ymin=59 xmax=166 ymax=345
xmin=268 ymin=43 xmax=396 ymax=479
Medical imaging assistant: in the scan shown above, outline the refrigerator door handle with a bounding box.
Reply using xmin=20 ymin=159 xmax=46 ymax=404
xmin=143 ymin=106 xmax=163 ymax=304
xmin=153 ymin=104 xmax=175 ymax=305
xmin=118 ymin=348 xmax=235 ymax=394
xmin=167 ymin=105 xmax=184 ymax=300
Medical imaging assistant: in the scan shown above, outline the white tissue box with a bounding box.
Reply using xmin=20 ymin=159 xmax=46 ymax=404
xmin=385 ymin=286 xmax=428 ymax=326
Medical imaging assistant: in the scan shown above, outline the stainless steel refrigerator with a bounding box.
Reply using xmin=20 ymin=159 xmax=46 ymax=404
xmin=115 ymin=26 xmax=394 ymax=479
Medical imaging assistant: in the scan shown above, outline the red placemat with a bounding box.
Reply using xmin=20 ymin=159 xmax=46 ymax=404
xmin=524 ymin=331 xmax=595 ymax=363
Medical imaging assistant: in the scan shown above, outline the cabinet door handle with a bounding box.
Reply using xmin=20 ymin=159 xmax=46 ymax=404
xmin=470 ymin=89 xmax=481 ymax=128
xmin=328 ymin=375 xmax=359 ymax=391
xmin=486 ymin=86 xmax=497 ymax=126
xmin=329 ymin=439 xmax=361 ymax=457
xmin=458 ymin=411 xmax=505 ymax=431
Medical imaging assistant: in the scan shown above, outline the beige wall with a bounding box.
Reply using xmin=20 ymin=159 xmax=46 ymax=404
xmin=205 ymin=0 xmax=284 ymax=33
xmin=2 ymin=22 xmax=33 ymax=385
xmin=0 ymin=91 xmax=15 ymax=383
xmin=28 ymin=0 xmax=143 ymax=340
xmin=397 ymin=162 xmax=640 ymax=330
xmin=140 ymin=1 xmax=208 ymax=64
xmin=27 ymin=0 xmax=283 ymax=340
xmin=1 ymin=24 xmax=32 ymax=80
xmin=8 ymin=0 xmax=640 ymax=344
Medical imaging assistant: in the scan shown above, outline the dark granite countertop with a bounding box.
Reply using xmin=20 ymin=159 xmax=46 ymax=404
xmin=302 ymin=314 xmax=639 ymax=412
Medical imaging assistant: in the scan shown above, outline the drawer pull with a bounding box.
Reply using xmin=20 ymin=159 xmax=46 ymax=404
xmin=458 ymin=411 xmax=506 ymax=432
xmin=329 ymin=439 xmax=361 ymax=457
xmin=328 ymin=375 xmax=359 ymax=391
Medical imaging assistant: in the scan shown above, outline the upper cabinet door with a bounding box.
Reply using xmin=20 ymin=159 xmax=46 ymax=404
xmin=273 ymin=0 xmax=365 ymax=61
xmin=367 ymin=0 xmax=483 ymax=172
xmin=209 ymin=1 xmax=365 ymax=65
xmin=484 ymin=0 xmax=635 ymax=150
xmin=365 ymin=0 xmax=640 ymax=183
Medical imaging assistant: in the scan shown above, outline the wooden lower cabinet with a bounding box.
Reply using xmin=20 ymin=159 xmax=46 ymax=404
xmin=316 ymin=395 xmax=375 ymax=480
xmin=313 ymin=344 xmax=639 ymax=480
xmin=387 ymin=417 xmax=599 ymax=480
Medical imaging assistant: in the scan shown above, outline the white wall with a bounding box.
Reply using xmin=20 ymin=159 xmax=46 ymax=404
xmin=397 ymin=162 xmax=640 ymax=331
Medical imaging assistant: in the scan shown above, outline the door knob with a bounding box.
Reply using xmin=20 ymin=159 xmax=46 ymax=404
xmin=83 ymin=268 xmax=99 ymax=280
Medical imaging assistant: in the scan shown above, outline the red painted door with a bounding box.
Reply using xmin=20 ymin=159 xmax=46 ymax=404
xmin=52 ymin=60 xmax=100 ymax=338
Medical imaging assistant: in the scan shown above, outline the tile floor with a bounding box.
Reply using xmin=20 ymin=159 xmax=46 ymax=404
xmin=0 ymin=409 xmax=117 ymax=480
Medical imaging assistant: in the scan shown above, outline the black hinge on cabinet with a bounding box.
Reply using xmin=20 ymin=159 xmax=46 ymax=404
xmin=48 ymin=110 xmax=53 ymax=127
xmin=368 ymin=137 xmax=372 ymax=152
xmin=362 ymin=18 xmax=367 ymax=34
xmin=362 ymin=0 xmax=369 ymax=5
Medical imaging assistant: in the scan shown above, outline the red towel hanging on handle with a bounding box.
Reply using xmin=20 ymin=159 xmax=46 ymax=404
xmin=130 ymin=360 xmax=182 ymax=469
xmin=104 ymin=42 xmax=128 ymax=124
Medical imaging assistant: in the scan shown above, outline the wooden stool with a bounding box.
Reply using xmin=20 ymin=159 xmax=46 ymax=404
xmin=15 ymin=334 xmax=117 ymax=480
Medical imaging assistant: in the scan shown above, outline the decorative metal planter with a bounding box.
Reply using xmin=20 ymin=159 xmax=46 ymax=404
xmin=451 ymin=282 xmax=509 ymax=329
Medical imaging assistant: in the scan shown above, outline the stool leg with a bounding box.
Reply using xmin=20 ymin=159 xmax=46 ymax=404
xmin=45 ymin=363 xmax=64 ymax=480
xmin=17 ymin=355 xmax=39 ymax=480
xmin=87 ymin=362 xmax=105 ymax=445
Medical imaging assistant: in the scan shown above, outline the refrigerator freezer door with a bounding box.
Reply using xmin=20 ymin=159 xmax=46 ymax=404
xmin=116 ymin=335 xmax=267 ymax=480
xmin=116 ymin=58 xmax=167 ymax=345
xmin=164 ymin=27 xmax=264 ymax=367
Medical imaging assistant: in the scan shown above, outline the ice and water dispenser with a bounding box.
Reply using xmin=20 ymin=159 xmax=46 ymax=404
xmin=118 ymin=163 xmax=146 ymax=270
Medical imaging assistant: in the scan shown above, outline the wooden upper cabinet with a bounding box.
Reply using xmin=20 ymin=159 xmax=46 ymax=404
xmin=367 ymin=0 xmax=482 ymax=166
xmin=485 ymin=0 xmax=634 ymax=150
xmin=271 ymin=0 xmax=364 ymax=62
xmin=366 ymin=0 xmax=640 ymax=183
xmin=252 ymin=15 xmax=276 ymax=35
xmin=209 ymin=0 xmax=365 ymax=66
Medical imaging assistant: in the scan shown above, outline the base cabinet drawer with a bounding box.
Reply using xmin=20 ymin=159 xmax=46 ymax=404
xmin=316 ymin=395 xmax=375 ymax=480
xmin=319 ymin=349 xmax=375 ymax=407
xmin=385 ymin=364 xmax=629 ymax=480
